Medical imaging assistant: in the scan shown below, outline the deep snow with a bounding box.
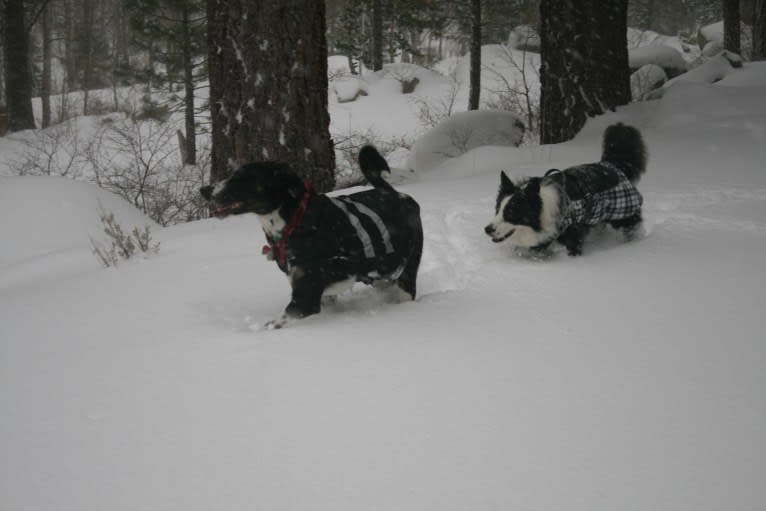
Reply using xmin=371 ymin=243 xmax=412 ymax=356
xmin=2 ymin=60 xmax=766 ymax=511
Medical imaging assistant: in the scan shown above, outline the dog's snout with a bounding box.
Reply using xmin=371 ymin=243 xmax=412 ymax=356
xmin=200 ymin=185 xmax=213 ymax=201
xmin=485 ymin=224 xmax=495 ymax=236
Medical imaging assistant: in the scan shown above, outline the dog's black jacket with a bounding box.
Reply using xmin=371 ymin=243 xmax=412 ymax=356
xmin=277 ymin=182 xmax=420 ymax=285
xmin=200 ymin=146 xmax=422 ymax=327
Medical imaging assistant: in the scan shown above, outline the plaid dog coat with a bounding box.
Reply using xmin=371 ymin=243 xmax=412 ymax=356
xmin=545 ymin=162 xmax=643 ymax=232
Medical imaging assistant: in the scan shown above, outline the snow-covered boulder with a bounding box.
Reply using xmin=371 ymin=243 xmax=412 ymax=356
xmin=702 ymin=40 xmax=725 ymax=58
xmin=631 ymin=64 xmax=667 ymax=101
xmin=406 ymin=110 xmax=525 ymax=174
xmin=698 ymin=21 xmax=753 ymax=60
xmin=508 ymin=25 xmax=540 ymax=52
xmin=647 ymin=51 xmax=744 ymax=100
xmin=332 ymin=77 xmax=369 ymax=103
xmin=629 ymin=44 xmax=687 ymax=78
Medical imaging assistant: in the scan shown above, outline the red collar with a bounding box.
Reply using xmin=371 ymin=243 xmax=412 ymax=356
xmin=262 ymin=181 xmax=312 ymax=270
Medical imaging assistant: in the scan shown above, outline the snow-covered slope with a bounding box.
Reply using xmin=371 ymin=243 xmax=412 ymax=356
xmin=2 ymin=63 xmax=766 ymax=511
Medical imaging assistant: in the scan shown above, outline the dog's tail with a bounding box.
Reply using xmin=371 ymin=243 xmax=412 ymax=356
xmin=359 ymin=145 xmax=395 ymax=191
xmin=601 ymin=123 xmax=648 ymax=183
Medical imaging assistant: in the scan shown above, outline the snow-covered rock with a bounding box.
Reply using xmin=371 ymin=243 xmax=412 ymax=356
xmin=698 ymin=20 xmax=753 ymax=60
xmin=332 ymin=77 xmax=369 ymax=103
xmin=407 ymin=110 xmax=524 ymax=174
xmin=702 ymin=40 xmax=724 ymax=58
xmin=631 ymin=64 xmax=667 ymax=100
xmin=629 ymin=44 xmax=688 ymax=77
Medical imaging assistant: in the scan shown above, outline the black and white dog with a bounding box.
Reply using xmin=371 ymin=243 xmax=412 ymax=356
xmin=485 ymin=123 xmax=648 ymax=256
xmin=200 ymin=147 xmax=423 ymax=329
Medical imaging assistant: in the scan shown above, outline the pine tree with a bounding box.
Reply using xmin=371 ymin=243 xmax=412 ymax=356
xmin=124 ymin=0 xmax=206 ymax=163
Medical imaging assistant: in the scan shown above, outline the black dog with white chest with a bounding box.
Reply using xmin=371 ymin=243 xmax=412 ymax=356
xmin=200 ymin=147 xmax=423 ymax=329
xmin=485 ymin=123 xmax=648 ymax=256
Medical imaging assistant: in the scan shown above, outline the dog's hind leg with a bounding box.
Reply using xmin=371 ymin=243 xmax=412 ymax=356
xmin=397 ymin=215 xmax=423 ymax=300
xmin=610 ymin=213 xmax=643 ymax=241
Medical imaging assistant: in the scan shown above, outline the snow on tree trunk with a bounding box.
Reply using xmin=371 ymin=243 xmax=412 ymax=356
xmin=540 ymin=0 xmax=630 ymax=144
xmin=540 ymin=0 xmax=588 ymax=144
xmin=207 ymin=0 xmax=336 ymax=192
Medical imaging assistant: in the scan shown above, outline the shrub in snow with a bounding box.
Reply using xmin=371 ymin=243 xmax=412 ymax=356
xmin=332 ymin=128 xmax=414 ymax=188
xmin=333 ymin=77 xmax=369 ymax=103
xmin=407 ymin=110 xmax=525 ymax=174
xmin=507 ymin=25 xmax=540 ymax=52
xmin=90 ymin=209 xmax=159 ymax=268
xmin=483 ymin=45 xmax=540 ymax=138
xmin=629 ymin=45 xmax=687 ymax=78
xmin=413 ymin=71 xmax=462 ymax=128
xmin=4 ymin=120 xmax=88 ymax=178
xmin=631 ymin=64 xmax=667 ymax=101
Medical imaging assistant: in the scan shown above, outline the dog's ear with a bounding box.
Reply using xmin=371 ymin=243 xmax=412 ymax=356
xmin=500 ymin=171 xmax=515 ymax=193
xmin=524 ymin=177 xmax=541 ymax=197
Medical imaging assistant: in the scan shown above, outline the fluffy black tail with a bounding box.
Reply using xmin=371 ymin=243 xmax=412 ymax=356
xmin=601 ymin=123 xmax=648 ymax=183
xmin=359 ymin=145 xmax=394 ymax=191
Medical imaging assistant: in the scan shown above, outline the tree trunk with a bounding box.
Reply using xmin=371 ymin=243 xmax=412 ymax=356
xmin=468 ymin=0 xmax=481 ymax=111
xmin=724 ymin=0 xmax=742 ymax=54
xmin=41 ymin=3 xmax=53 ymax=128
xmin=4 ymin=0 xmax=36 ymax=131
xmin=540 ymin=0 xmax=630 ymax=144
xmin=81 ymin=0 xmax=94 ymax=114
xmin=372 ymin=0 xmax=383 ymax=71
xmin=540 ymin=0 xmax=587 ymax=144
xmin=207 ymin=0 xmax=335 ymax=192
xmin=181 ymin=3 xmax=197 ymax=165
xmin=207 ymin=0 xmax=240 ymax=182
xmin=583 ymin=0 xmax=631 ymax=114
xmin=754 ymin=0 xmax=766 ymax=60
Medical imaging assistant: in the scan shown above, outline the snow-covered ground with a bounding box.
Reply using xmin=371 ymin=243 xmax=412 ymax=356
xmin=2 ymin=57 xmax=766 ymax=511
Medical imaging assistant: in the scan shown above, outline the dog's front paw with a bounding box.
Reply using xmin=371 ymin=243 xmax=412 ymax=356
xmin=265 ymin=314 xmax=289 ymax=330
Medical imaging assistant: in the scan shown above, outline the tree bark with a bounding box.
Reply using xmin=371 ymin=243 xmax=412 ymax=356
xmin=207 ymin=0 xmax=335 ymax=192
xmin=41 ymin=3 xmax=53 ymax=128
xmin=583 ymin=0 xmax=631 ymax=114
xmin=468 ymin=0 xmax=481 ymax=111
xmin=4 ymin=0 xmax=36 ymax=131
xmin=724 ymin=0 xmax=742 ymax=54
xmin=540 ymin=0 xmax=630 ymax=144
xmin=372 ymin=0 xmax=383 ymax=71
xmin=540 ymin=0 xmax=587 ymax=144
xmin=81 ymin=0 xmax=94 ymax=114
xmin=207 ymin=0 xmax=241 ymax=182
xmin=754 ymin=0 xmax=766 ymax=60
xmin=181 ymin=3 xmax=197 ymax=165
